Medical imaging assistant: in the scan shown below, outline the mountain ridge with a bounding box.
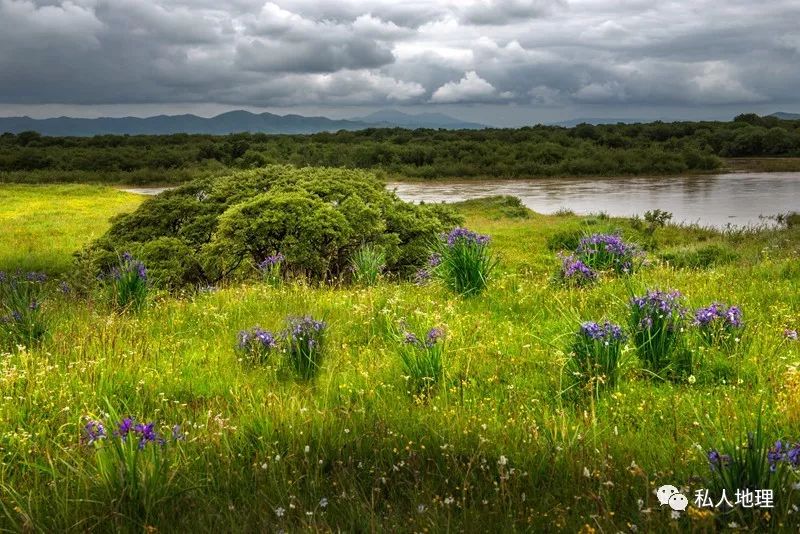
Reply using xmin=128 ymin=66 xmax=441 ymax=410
xmin=0 ymin=109 xmax=485 ymax=136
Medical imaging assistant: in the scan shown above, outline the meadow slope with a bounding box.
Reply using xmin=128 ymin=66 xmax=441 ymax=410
xmin=0 ymin=186 xmax=799 ymax=532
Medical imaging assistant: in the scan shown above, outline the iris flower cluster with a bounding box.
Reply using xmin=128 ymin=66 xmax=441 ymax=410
xmin=767 ymin=440 xmax=800 ymax=471
xmin=404 ymin=327 xmax=445 ymax=348
xmin=567 ymin=320 xmax=627 ymax=398
xmin=258 ymin=253 xmax=285 ymax=271
xmin=629 ymin=289 xmax=689 ymax=375
xmin=83 ymin=416 xmax=183 ymax=450
xmin=707 ymin=449 xmax=732 ymax=470
xmin=579 ymin=321 xmax=626 ymax=342
xmin=285 ymin=315 xmax=327 ymax=380
xmin=400 ymin=325 xmax=446 ymax=397
xmin=0 ymin=270 xmax=49 ymax=347
xmin=432 ymin=227 xmax=496 ymax=296
xmin=693 ymin=302 xmax=744 ymax=347
xmin=557 ymin=254 xmax=597 ymax=286
xmin=694 ymin=303 xmax=742 ymax=328
xmin=575 ymin=233 xmax=638 ymax=274
xmin=236 ymin=316 xmax=326 ymax=375
xmin=111 ymin=252 xmax=147 ymax=282
xmin=444 ymin=227 xmax=491 ymax=247
xmin=237 ymin=326 xmax=279 ymax=364
xmin=106 ymin=252 xmax=149 ymax=311
xmin=257 ymin=252 xmax=285 ymax=286
xmin=630 ymin=289 xmax=686 ymax=328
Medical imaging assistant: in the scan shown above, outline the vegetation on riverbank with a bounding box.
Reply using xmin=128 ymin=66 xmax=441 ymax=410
xmin=1 ymin=183 xmax=799 ymax=531
xmin=3 ymin=114 xmax=800 ymax=184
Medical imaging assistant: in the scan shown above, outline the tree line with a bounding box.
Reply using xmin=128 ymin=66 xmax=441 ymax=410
xmin=1 ymin=114 xmax=799 ymax=183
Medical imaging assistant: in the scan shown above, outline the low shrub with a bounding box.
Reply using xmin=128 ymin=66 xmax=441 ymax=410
xmin=546 ymin=228 xmax=584 ymax=252
xmin=85 ymin=166 xmax=461 ymax=287
xmin=138 ymin=237 xmax=203 ymax=289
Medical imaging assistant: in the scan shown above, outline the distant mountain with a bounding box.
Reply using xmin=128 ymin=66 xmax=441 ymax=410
xmin=0 ymin=111 xmax=377 ymax=136
xmin=551 ymin=117 xmax=652 ymax=127
xmin=770 ymin=112 xmax=800 ymax=120
xmin=351 ymin=109 xmax=486 ymax=129
xmin=0 ymin=109 xmax=488 ymax=136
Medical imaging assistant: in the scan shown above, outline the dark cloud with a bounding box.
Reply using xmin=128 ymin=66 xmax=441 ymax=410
xmin=459 ymin=0 xmax=566 ymax=25
xmin=0 ymin=0 xmax=798 ymax=121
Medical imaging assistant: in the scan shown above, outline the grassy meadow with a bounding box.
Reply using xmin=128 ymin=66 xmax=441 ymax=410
xmin=1 ymin=184 xmax=800 ymax=532
xmin=0 ymin=185 xmax=143 ymax=273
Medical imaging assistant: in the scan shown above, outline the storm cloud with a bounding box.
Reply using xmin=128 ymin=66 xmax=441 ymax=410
xmin=0 ymin=0 xmax=798 ymax=123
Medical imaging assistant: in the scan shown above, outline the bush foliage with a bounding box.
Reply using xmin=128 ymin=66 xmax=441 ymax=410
xmin=82 ymin=165 xmax=461 ymax=287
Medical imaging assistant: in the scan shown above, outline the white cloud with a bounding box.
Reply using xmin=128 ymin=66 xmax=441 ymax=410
xmin=431 ymin=71 xmax=503 ymax=103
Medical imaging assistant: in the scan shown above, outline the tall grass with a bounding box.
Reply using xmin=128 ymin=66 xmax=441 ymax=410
xmin=257 ymin=253 xmax=285 ymax=287
xmin=349 ymin=244 xmax=386 ymax=286
xmin=284 ymin=316 xmax=326 ymax=380
xmin=398 ymin=326 xmax=446 ymax=397
xmin=236 ymin=326 xmax=278 ymax=365
xmin=0 ymin=271 xmax=49 ymax=349
xmin=85 ymin=409 xmax=186 ymax=528
xmin=433 ymin=227 xmax=497 ymax=296
xmin=565 ymin=321 xmax=627 ymax=398
xmin=629 ymin=289 xmax=691 ymax=378
xmin=106 ymin=253 xmax=148 ymax=311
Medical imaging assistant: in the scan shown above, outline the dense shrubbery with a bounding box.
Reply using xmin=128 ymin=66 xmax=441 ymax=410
xmin=81 ymin=165 xmax=461 ymax=287
xmin=4 ymin=115 xmax=800 ymax=183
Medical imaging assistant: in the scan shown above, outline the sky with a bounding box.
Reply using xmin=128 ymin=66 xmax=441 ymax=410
xmin=0 ymin=0 xmax=799 ymax=127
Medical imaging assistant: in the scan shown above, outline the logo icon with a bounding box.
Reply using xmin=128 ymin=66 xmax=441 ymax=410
xmin=657 ymin=484 xmax=688 ymax=512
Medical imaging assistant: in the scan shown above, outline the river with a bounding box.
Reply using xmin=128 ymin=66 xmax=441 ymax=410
xmin=123 ymin=171 xmax=800 ymax=229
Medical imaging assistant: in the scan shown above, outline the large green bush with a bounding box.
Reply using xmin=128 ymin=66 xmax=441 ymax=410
xmin=82 ymin=165 xmax=461 ymax=287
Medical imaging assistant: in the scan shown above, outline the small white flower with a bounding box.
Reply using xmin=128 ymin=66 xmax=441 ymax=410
xmin=274 ymin=454 xmax=281 ymax=461
xmin=688 ymin=375 xmax=696 ymax=384
xmin=417 ymin=504 xmax=426 ymax=513
xmin=344 ymin=428 xmax=350 ymax=434
xmin=274 ymin=507 xmax=285 ymax=517
xmin=583 ymin=467 xmax=591 ymax=478
xmin=261 ymin=462 xmax=268 ymax=470
xmin=444 ymin=496 xmax=454 ymax=505
xmin=319 ymin=497 xmax=328 ymax=508
xmin=498 ymin=455 xmax=508 ymax=466
xmin=671 ymin=511 xmax=680 ymax=519
xmin=304 ymin=445 xmax=310 ymax=453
